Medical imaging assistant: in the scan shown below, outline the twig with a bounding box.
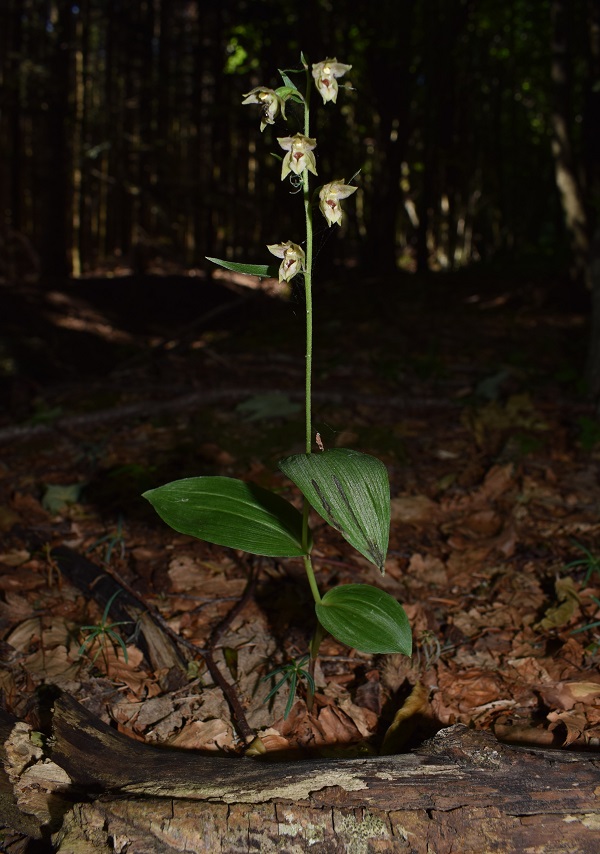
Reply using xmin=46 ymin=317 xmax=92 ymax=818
xmin=0 ymin=389 xmax=464 ymax=445
xmin=100 ymin=559 xmax=258 ymax=745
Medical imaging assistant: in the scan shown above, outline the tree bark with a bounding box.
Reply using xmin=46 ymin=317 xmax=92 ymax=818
xmin=1 ymin=694 xmax=599 ymax=853
xmin=587 ymin=224 xmax=600 ymax=407
xmin=549 ymin=0 xmax=589 ymax=283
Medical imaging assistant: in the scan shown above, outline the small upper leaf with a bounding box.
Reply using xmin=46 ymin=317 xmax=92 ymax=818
xmin=315 ymin=584 xmax=412 ymax=655
xmin=143 ymin=477 xmax=309 ymax=557
xmin=275 ymin=85 xmax=304 ymax=104
xmin=206 ymin=257 xmax=280 ymax=278
xmin=278 ymin=69 xmax=302 ymax=91
xmin=279 ymin=448 xmax=390 ymax=572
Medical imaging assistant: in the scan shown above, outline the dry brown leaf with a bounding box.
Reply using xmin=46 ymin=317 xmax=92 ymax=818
xmin=0 ymin=591 xmax=35 ymax=622
xmin=169 ymin=718 xmax=234 ymax=751
xmin=0 ymin=549 xmax=31 ymax=567
xmin=168 ymin=555 xmax=240 ymax=592
xmin=537 ymin=681 xmax=600 ymax=711
xmin=477 ymin=463 xmax=515 ymax=502
xmin=89 ymin=644 xmax=154 ymax=697
xmin=255 ymin=729 xmax=290 ymax=753
xmin=390 ymin=495 xmax=440 ymax=525
xmin=457 ymin=509 xmax=504 ymax=538
xmin=0 ymin=568 xmax=46 ymax=592
xmin=534 ymin=576 xmax=580 ymax=630
xmin=547 ymin=708 xmax=588 ymax=746
xmin=406 ymin=553 xmax=448 ymax=587
xmin=338 ymin=698 xmax=378 ymax=737
xmin=505 ymin=656 xmax=552 ymax=684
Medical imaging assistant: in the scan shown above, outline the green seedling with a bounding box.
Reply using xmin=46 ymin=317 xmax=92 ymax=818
xmin=143 ymin=53 xmax=412 ymax=707
xmin=86 ymin=516 xmax=126 ymax=565
xmin=78 ymin=590 xmax=130 ymax=673
xmin=564 ymin=541 xmax=600 ymax=583
xmin=571 ymin=594 xmax=600 ymax=655
xmin=262 ymin=654 xmax=315 ymax=720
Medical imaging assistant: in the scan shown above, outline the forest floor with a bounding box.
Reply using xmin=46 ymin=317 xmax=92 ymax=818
xmin=1 ymin=264 xmax=600 ymax=759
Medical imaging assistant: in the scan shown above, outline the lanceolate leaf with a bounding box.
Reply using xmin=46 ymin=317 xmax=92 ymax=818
xmin=275 ymin=85 xmax=304 ymax=104
xmin=279 ymin=449 xmax=390 ymax=572
xmin=278 ymin=69 xmax=302 ymax=91
xmin=206 ymin=257 xmax=280 ymax=279
xmin=143 ymin=477 xmax=309 ymax=557
xmin=315 ymin=584 xmax=412 ymax=655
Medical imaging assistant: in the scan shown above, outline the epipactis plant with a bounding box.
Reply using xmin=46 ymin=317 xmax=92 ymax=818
xmin=143 ymin=54 xmax=412 ymax=687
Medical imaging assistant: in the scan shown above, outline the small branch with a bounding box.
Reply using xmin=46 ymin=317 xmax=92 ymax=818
xmin=100 ymin=559 xmax=258 ymax=745
xmin=0 ymin=389 xmax=464 ymax=445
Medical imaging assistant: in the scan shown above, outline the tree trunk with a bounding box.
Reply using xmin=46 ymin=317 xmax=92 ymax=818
xmin=1 ymin=694 xmax=599 ymax=853
xmin=584 ymin=1 xmax=600 ymax=405
xmin=38 ymin=1 xmax=73 ymax=280
xmin=549 ymin=0 xmax=589 ymax=283
xmin=587 ymin=224 xmax=600 ymax=407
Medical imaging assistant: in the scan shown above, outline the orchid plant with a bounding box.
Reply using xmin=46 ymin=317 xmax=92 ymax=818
xmin=143 ymin=54 xmax=412 ymax=705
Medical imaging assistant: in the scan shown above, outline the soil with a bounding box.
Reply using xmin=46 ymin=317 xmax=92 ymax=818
xmin=1 ymin=264 xmax=599 ymax=758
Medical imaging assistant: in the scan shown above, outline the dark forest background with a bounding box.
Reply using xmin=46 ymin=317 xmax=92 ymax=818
xmin=0 ymin=0 xmax=599 ymax=388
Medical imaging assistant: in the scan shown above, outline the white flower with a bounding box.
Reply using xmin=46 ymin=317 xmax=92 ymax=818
xmin=319 ymin=180 xmax=357 ymax=227
xmin=242 ymin=87 xmax=286 ymax=131
xmin=267 ymin=241 xmax=306 ymax=282
xmin=311 ymin=58 xmax=352 ymax=104
xmin=277 ymin=134 xmax=317 ymax=180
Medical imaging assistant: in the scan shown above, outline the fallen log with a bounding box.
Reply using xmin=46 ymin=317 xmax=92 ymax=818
xmin=1 ymin=693 xmax=599 ymax=852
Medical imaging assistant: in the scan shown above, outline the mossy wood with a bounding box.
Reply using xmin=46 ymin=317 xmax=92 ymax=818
xmin=2 ymin=695 xmax=599 ymax=852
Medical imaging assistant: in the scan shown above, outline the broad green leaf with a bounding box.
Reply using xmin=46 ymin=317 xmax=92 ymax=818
xmin=316 ymin=584 xmax=412 ymax=655
xmin=279 ymin=449 xmax=390 ymax=572
xmin=206 ymin=257 xmax=280 ymax=279
xmin=143 ymin=477 xmax=309 ymax=557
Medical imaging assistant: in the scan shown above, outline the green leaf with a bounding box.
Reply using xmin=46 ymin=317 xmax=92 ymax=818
xmin=143 ymin=477 xmax=309 ymax=557
xmin=315 ymin=584 xmax=412 ymax=655
xmin=278 ymin=69 xmax=302 ymax=90
xmin=206 ymin=257 xmax=280 ymax=278
xmin=279 ymin=449 xmax=390 ymax=572
xmin=42 ymin=482 xmax=84 ymax=514
xmin=275 ymin=85 xmax=304 ymax=104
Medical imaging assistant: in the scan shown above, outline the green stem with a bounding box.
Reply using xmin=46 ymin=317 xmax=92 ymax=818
xmin=303 ymin=553 xmax=321 ymax=604
xmin=301 ymin=58 xmax=317 ymax=586
xmin=302 ymin=60 xmax=313 ymax=456
xmin=303 ymin=169 xmax=313 ymax=456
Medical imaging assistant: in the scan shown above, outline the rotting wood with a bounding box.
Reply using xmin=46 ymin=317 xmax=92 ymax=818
xmin=50 ymin=545 xmax=258 ymax=741
xmin=1 ymin=694 xmax=599 ymax=853
xmin=49 ymin=545 xmax=188 ymax=682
